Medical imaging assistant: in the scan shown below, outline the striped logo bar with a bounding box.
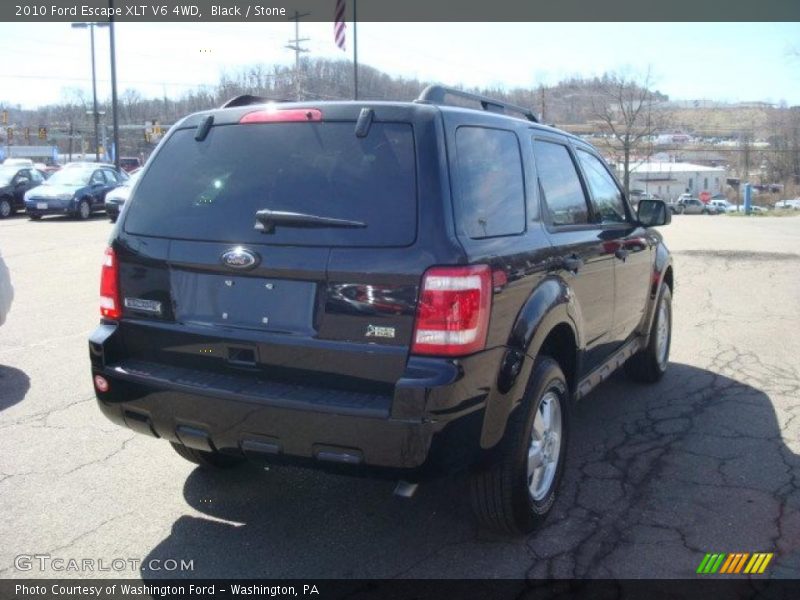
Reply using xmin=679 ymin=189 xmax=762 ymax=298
xmin=697 ymin=552 xmax=773 ymax=575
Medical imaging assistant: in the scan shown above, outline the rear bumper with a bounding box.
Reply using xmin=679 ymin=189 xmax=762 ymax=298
xmin=89 ymin=323 xmax=503 ymax=475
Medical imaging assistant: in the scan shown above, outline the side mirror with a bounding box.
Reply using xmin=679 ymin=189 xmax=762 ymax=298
xmin=638 ymin=199 xmax=671 ymax=227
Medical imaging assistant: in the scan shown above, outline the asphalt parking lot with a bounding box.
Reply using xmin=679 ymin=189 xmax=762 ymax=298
xmin=0 ymin=212 xmax=798 ymax=579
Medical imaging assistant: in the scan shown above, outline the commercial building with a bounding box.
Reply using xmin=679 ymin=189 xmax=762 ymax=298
xmin=621 ymin=161 xmax=727 ymax=200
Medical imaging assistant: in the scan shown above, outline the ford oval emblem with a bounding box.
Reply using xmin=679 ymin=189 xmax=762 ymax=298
xmin=221 ymin=247 xmax=259 ymax=270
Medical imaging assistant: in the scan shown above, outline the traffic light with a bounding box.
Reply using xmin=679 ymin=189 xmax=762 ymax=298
xmin=38 ymin=127 xmax=46 ymax=140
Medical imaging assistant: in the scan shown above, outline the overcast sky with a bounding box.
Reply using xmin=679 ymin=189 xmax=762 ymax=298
xmin=0 ymin=22 xmax=797 ymax=108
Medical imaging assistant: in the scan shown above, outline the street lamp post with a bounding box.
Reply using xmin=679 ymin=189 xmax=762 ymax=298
xmin=71 ymin=21 xmax=109 ymax=162
xmin=108 ymin=15 xmax=120 ymax=171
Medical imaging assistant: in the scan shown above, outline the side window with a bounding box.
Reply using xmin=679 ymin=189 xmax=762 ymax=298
xmin=90 ymin=170 xmax=106 ymax=185
xmin=30 ymin=169 xmax=44 ymax=183
xmin=455 ymin=126 xmax=525 ymax=239
xmin=14 ymin=169 xmax=29 ymax=183
xmin=533 ymin=139 xmax=590 ymax=226
xmin=576 ymin=149 xmax=627 ymax=224
xmin=104 ymin=169 xmax=120 ymax=183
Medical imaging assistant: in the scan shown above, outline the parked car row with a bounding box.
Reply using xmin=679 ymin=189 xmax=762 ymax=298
xmin=667 ymin=194 xmax=780 ymax=215
xmin=0 ymin=162 xmax=129 ymax=220
xmin=25 ymin=163 xmax=130 ymax=220
xmin=0 ymin=157 xmax=144 ymax=221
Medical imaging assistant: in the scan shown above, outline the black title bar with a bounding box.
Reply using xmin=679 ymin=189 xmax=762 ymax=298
xmin=3 ymin=0 xmax=800 ymax=22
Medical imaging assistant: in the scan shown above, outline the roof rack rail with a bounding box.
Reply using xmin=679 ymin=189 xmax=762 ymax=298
xmin=415 ymin=85 xmax=538 ymax=123
xmin=220 ymin=94 xmax=290 ymax=109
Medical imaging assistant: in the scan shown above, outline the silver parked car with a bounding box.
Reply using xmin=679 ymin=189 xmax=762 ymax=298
xmin=709 ymin=199 xmax=735 ymax=213
xmin=0 ymin=248 xmax=12 ymax=327
xmin=673 ymin=197 xmax=719 ymax=215
xmin=104 ymin=168 xmax=141 ymax=223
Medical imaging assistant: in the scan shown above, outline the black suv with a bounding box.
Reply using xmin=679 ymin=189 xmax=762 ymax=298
xmin=89 ymin=87 xmax=673 ymax=533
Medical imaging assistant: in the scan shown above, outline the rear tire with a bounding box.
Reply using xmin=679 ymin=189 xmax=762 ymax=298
xmin=170 ymin=442 xmax=245 ymax=469
xmin=625 ymin=285 xmax=672 ymax=383
xmin=0 ymin=198 xmax=11 ymax=219
xmin=469 ymin=357 xmax=569 ymax=534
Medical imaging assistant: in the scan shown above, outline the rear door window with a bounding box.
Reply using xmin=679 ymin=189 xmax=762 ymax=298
xmin=533 ymin=139 xmax=591 ymax=226
xmin=124 ymin=122 xmax=417 ymax=247
xmin=454 ymin=126 xmax=525 ymax=238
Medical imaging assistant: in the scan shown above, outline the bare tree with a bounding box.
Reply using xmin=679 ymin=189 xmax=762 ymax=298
xmin=591 ymin=70 xmax=662 ymax=198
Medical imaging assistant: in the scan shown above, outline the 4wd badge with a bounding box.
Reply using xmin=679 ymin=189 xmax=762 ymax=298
xmin=366 ymin=324 xmax=396 ymax=339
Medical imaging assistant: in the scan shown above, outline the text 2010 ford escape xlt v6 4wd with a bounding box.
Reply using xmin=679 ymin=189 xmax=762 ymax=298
xmin=89 ymin=87 xmax=673 ymax=534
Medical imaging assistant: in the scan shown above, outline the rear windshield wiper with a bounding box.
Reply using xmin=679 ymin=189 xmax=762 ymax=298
xmin=255 ymin=209 xmax=367 ymax=234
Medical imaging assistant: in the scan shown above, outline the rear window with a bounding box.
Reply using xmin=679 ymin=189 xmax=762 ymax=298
xmin=454 ymin=127 xmax=525 ymax=238
xmin=124 ymin=122 xmax=417 ymax=247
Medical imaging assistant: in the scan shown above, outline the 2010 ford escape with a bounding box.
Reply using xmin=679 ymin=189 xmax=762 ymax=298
xmin=89 ymin=86 xmax=673 ymax=534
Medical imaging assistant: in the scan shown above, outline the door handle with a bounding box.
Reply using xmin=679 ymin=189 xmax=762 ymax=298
xmin=561 ymin=254 xmax=583 ymax=274
xmin=614 ymin=248 xmax=629 ymax=262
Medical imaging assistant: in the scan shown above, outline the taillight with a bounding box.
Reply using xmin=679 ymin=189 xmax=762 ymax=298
xmin=239 ymin=108 xmax=322 ymax=123
xmin=100 ymin=247 xmax=121 ymax=320
xmin=411 ymin=265 xmax=491 ymax=357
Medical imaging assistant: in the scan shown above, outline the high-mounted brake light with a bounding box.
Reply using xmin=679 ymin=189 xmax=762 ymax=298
xmin=100 ymin=247 xmax=121 ymax=320
xmin=239 ymin=108 xmax=323 ymax=124
xmin=411 ymin=265 xmax=492 ymax=357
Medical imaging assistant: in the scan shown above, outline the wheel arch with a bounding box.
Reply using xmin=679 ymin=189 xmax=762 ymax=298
xmin=480 ymin=277 xmax=582 ymax=449
xmin=640 ymin=244 xmax=674 ymax=340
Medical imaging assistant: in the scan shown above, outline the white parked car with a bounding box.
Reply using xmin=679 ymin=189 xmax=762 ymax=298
xmin=709 ymin=199 xmax=735 ymax=213
xmin=2 ymin=158 xmax=34 ymax=167
xmin=774 ymin=198 xmax=800 ymax=210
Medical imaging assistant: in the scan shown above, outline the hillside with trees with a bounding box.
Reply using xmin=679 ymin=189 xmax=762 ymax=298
xmin=1 ymin=57 xmax=797 ymax=193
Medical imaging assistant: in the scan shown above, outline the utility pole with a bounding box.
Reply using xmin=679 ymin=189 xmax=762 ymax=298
xmin=285 ymin=11 xmax=310 ymax=100
xmin=539 ymin=84 xmax=546 ymax=122
xmin=352 ymin=0 xmax=358 ymax=100
xmin=68 ymin=123 xmax=74 ymax=162
xmin=71 ymin=22 xmax=108 ymax=161
xmin=109 ymin=0 xmax=120 ymax=170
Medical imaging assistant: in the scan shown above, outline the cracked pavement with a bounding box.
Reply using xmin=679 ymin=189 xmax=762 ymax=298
xmin=0 ymin=213 xmax=798 ymax=579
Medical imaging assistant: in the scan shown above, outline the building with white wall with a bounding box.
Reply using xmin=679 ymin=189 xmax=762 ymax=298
xmin=621 ymin=162 xmax=727 ymax=200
